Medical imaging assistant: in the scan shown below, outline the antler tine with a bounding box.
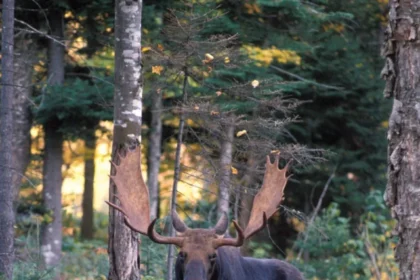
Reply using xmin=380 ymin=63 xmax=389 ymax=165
xmin=243 ymin=212 xmax=268 ymax=240
xmin=213 ymin=220 xmax=244 ymax=248
xmin=148 ymin=218 xmax=184 ymax=247
xmin=106 ymin=146 xmax=150 ymax=235
xmin=244 ymin=153 xmax=290 ymax=239
xmin=105 ymin=200 xmax=128 ymax=217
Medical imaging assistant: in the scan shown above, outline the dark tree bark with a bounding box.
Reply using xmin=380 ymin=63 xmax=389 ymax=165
xmin=382 ymin=1 xmax=420 ymax=279
xmin=41 ymin=10 xmax=65 ymax=274
xmin=12 ymin=35 xmax=34 ymax=204
xmin=108 ymin=1 xmax=143 ymax=279
xmin=0 ymin=0 xmax=16 ymax=278
xmin=239 ymin=156 xmax=256 ymax=255
xmin=81 ymin=127 xmax=96 ymax=240
xmin=217 ymin=122 xmax=235 ymax=215
xmin=147 ymin=90 xmax=162 ymax=220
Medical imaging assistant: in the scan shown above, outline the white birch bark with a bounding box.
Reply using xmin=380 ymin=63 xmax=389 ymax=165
xmin=217 ymin=123 xmax=235 ymax=215
xmin=108 ymin=1 xmax=143 ymax=279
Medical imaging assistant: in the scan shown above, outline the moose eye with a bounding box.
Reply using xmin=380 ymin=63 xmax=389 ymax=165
xmin=178 ymin=252 xmax=187 ymax=260
xmin=208 ymin=253 xmax=217 ymax=261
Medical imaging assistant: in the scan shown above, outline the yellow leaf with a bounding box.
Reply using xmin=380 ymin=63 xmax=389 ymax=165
xmin=152 ymin=65 xmax=164 ymax=75
xmin=216 ymin=91 xmax=222 ymax=96
xmin=236 ymin=130 xmax=247 ymax=137
xmin=231 ymin=166 xmax=238 ymax=174
xmin=270 ymin=150 xmax=280 ymax=155
xmin=157 ymin=44 xmax=164 ymax=51
xmin=141 ymin=46 xmax=151 ymax=53
xmin=205 ymin=53 xmax=214 ymax=61
xmin=203 ymin=53 xmax=214 ymax=64
xmin=64 ymin=11 xmax=73 ymax=19
xmin=290 ymin=216 xmax=305 ymax=232
xmin=251 ymin=80 xmax=259 ymax=88
xmin=224 ymin=57 xmax=230 ymax=64
xmin=243 ymin=45 xmax=301 ymax=66
xmin=381 ymin=121 xmax=389 ymax=128
xmin=244 ymin=3 xmax=261 ymax=14
xmin=194 ymin=105 xmax=200 ymax=111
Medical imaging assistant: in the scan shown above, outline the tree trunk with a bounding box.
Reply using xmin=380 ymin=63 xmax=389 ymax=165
xmin=81 ymin=127 xmax=96 ymax=240
xmin=147 ymin=90 xmax=162 ymax=220
xmin=12 ymin=36 xmax=34 ymax=204
xmin=0 ymin=0 xmax=16 ymax=278
xmin=239 ymin=156 xmax=256 ymax=255
xmin=217 ymin=123 xmax=235 ymax=215
xmin=41 ymin=121 xmax=63 ymax=270
xmin=382 ymin=1 xmax=420 ymax=279
xmin=41 ymin=9 xmax=65 ymax=274
xmin=108 ymin=1 xmax=143 ymax=279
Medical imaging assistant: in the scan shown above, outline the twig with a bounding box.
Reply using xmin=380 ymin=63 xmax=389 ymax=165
xmin=14 ymin=19 xmax=66 ymax=46
xmin=297 ymin=165 xmax=337 ymax=260
xmin=269 ymin=65 xmax=344 ymax=90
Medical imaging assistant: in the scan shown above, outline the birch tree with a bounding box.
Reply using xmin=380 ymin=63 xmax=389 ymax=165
xmin=382 ymin=0 xmax=420 ymax=278
xmin=108 ymin=1 xmax=143 ymax=279
xmin=217 ymin=122 xmax=235 ymax=215
xmin=0 ymin=0 xmax=16 ymax=278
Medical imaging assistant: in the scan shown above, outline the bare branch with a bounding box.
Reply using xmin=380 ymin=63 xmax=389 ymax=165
xmin=296 ymin=165 xmax=337 ymax=260
xmin=270 ymin=65 xmax=344 ymax=90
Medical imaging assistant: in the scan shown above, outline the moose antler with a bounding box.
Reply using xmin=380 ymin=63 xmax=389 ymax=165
xmin=244 ymin=153 xmax=290 ymax=239
xmin=213 ymin=220 xmax=244 ymax=248
xmin=106 ymin=146 xmax=150 ymax=235
xmin=147 ymin=218 xmax=185 ymax=247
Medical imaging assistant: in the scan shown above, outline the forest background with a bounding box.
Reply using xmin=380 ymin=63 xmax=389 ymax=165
xmin=0 ymin=0 xmax=396 ymax=279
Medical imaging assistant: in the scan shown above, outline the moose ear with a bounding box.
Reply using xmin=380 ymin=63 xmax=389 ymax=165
xmin=172 ymin=210 xmax=189 ymax=233
xmin=214 ymin=212 xmax=229 ymax=235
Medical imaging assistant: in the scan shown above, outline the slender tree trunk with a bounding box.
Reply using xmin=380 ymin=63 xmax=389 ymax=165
xmin=41 ymin=9 xmax=65 ymax=274
xmin=12 ymin=36 xmax=34 ymax=204
xmin=382 ymin=1 xmax=420 ymax=279
xmin=166 ymin=73 xmax=188 ymax=280
xmin=81 ymin=127 xmax=96 ymax=240
xmin=41 ymin=121 xmax=63 ymax=270
xmin=108 ymin=1 xmax=143 ymax=279
xmin=147 ymin=90 xmax=162 ymax=221
xmin=0 ymin=0 xmax=16 ymax=278
xmin=217 ymin=122 xmax=234 ymax=215
xmin=239 ymin=156 xmax=256 ymax=255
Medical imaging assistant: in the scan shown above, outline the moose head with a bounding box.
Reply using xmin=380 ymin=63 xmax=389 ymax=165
xmin=107 ymin=147 xmax=300 ymax=280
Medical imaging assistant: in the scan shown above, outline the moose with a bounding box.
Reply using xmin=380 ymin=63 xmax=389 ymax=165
xmin=107 ymin=147 xmax=304 ymax=280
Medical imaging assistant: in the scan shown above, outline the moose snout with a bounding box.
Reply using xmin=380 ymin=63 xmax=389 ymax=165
xmin=183 ymin=259 xmax=207 ymax=280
